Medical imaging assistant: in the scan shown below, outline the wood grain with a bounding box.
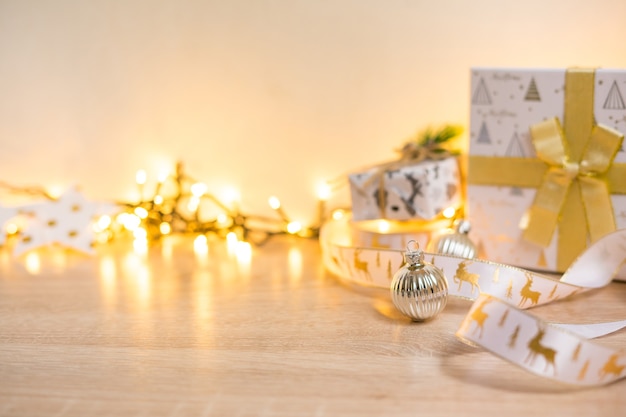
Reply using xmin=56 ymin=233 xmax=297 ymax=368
xmin=0 ymin=236 xmax=625 ymax=416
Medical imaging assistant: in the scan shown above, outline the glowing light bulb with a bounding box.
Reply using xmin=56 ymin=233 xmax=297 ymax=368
xmin=268 ymin=196 xmax=281 ymax=210
xmin=443 ymin=207 xmax=456 ymax=219
xmin=118 ymin=213 xmax=141 ymax=231
xmin=159 ymin=222 xmax=171 ymax=235
xmin=332 ymin=209 xmax=345 ymax=221
xmin=287 ymin=221 xmax=302 ymax=234
xmin=5 ymin=223 xmax=18 ymax=235
xmin=269 ymin=196 xmax=289 ymax=221
xmin=191 ymin=182 xmax=208 ymax=197
xmin=316 ymin=183 xmax=331 ymax=224
xmin=134 ymin=207 xmax=149 ymax=219
xmin=135 ymin=169 xmax=147 ymax=185
xmin=48 ymin=185 xmax=65 ymax=199
xmin=317 ymin=183 xmax=331 ymax=201
xmin=194 ymin=235 xmax=208 ymax=255
xmin=97 ymin=215 xmax=112 ymax=230
xmin=377 ymin=220 xmax=390 ymax=233
xmin=93 ymin=215 xmax=112 ymax=233
xmin=154 ymin=195 xmax=164 ymax=205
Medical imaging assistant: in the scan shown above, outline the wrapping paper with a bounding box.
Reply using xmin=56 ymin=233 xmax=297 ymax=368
xmin=349 ymin=157 xmax=461 ymax=221
xmin=467 ymin=68 xmax=626 ymax=275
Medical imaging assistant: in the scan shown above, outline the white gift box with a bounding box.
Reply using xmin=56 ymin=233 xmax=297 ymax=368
xmin=348 ymin=157 xmax=462 ymax=222
xmin=467 ymin=67 xmax=626 ymax=276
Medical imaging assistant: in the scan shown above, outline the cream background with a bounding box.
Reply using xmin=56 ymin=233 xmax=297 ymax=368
xmin=1 ymin=0 xmax=625 ymax=224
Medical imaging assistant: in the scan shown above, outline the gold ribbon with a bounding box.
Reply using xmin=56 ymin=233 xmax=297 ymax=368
xmin=468 ymin=69 xmax=625 ymax=271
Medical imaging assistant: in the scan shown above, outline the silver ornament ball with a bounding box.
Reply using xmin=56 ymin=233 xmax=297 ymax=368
xmin=427 ymin=219 xmax=477 ymax=259
xmin=390 ymin=241 xmax=448 ymax=321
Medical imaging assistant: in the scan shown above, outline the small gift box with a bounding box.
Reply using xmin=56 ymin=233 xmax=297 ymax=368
xmin=348 ymin=126 xmax=463 ymax=222
xmin=467 ymin=67 xmax=626 ymax=274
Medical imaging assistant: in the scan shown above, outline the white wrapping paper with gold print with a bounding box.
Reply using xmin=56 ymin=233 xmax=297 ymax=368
xmin=349 ymin=157 xmax=462 ymax=222
xmin=467 ymin=67 xmax=626 ymax=276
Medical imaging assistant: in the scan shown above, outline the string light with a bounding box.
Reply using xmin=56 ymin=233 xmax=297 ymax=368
xmin=5 ymin=223 xmax=18 ymax=235
xmin=113 ymin=161 xmax=325 ymax=246
xmin=135 ymin=170 xmax=147 ymax=186
xmin=0 ymin=161 xmax=329 ymax=253
xmin=443 ymin=207 xmax=457 ymax=219
xmin=377 ymin=220 xmax=391 ymax=233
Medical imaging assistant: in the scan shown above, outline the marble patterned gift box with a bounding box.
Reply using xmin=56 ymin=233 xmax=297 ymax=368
xmin=348 ymin=157 xmax=461 ymax=222
xmin=467 ymin=67 xmax=626 ymax=275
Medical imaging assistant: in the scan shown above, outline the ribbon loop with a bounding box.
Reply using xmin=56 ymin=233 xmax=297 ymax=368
xmin=530 ymin=117 xmax=567 ymax=165
xmin=582 ymin=125 xmax=624 ymax=175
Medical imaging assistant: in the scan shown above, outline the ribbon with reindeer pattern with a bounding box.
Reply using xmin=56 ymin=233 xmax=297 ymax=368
xmin=320 ymin=216 xmax=626 ymax=386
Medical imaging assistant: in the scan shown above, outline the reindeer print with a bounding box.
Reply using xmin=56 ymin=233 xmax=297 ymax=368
xmin=353 ymin=249 xmax=372 ymax=281
xmin=519 ymin=273 xmax=541 ymax=307
xmin=525 ymin=324 xmax=557 ymax=374
xmin=599 ymin=354 xmax=625 ymax=379
xmin=463 ymin=297 xmax=492 ymax=338
xmin=453 ymin=261 xmax=480 ymax=295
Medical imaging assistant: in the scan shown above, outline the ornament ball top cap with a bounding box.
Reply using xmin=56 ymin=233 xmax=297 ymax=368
xmin=454 ymin=219 xmax=471 ymax=235
xmin=405 ymin=240 xmax=424 ymax=265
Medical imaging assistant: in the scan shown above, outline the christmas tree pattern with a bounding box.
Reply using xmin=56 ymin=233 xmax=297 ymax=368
xmin=603 ymin=80 xmax=626 ymax=110
xmin=537 ymin=250 xmax=548 ymax=268
xmin=505 ymin=132 xmax=526 ymax=157
xmin=506 ymin=279 xmax=513 ymax=299
xmin=508 ymin=325 xmax=520 ymax=349
xmin=506 ymin=132 xmax=525 ymax=196
xmin=472 ymin=77 xmax=492 ymax=105
xmin=498 ymin=309 xmax=509 ymax=327
xmin=476 ymin=121 xmax=491 ymax=144
xmin=572 ymin=343 xmax=582 ymax=362
xmin=524 ymin=77 xmax=541 ymax=101
xmin=578 ymin=360 xmax=590 ymax=381
xmin=548 ymin=283 xmax=558 ymax=300
xmin=492 ymin=267 xmax=500 ymax=283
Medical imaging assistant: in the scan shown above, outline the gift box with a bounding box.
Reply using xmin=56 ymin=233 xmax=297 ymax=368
xmin=348 ymin=157 xmax=462 ymax=222
xmin=467 ymin=67 xmax=626 ymax=274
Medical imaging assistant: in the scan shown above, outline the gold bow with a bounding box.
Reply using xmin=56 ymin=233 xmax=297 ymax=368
xmin=522 ymin=70 xmax=624 ymax=266
xmin=522 ymin=116 xmax=623 ymax=250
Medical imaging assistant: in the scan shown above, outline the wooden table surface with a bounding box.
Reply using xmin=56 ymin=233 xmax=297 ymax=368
xmin=1 ymin=235 xmax=625 ymax=417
